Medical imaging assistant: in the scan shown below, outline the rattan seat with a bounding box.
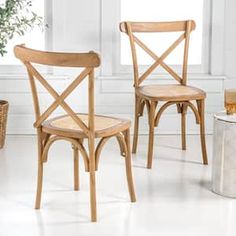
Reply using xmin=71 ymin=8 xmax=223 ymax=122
xmin=43 ymin=114 xmax=131 ymax=138
xmin=136 ymin=84 xmax=206 ymax=102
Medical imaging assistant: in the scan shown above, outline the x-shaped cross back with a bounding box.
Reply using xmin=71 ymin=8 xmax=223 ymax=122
xmin=25 ymin=62 xmax=91 ymax=136
xmin=126 ymin=23 xmax=188 ymax=86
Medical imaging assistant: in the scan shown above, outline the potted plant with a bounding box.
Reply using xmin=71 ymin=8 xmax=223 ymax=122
xmin=0 ymin=0 xmax=43 ymax=148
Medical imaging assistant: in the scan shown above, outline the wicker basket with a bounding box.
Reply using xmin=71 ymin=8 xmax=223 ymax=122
xmin=0 ymin=100 xmax=9 ymax=149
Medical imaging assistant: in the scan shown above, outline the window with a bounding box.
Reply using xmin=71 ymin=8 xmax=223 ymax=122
xmin=0 ymin=0 xmax=46 ymax=69
xmin=121 ymin=0 xmax=203 ymax=66
xmin=101 ymin=0 xmax=212 ymax=75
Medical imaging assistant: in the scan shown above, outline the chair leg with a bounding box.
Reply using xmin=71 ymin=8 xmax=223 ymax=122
xmin=35 ymin=161 xmax=43 ymax=209
xmin=132 ymin=95 xmax=141 ymax=154
xmin=35 ymin=132 xmax=44 ymax=209
xmin=124 ymin=129 xmax=136 ymax=202
xmin=181 ymin=103 xmax=187 ymax=150
xmin=147 ymin=101 xmax=156 ymax=169
xmin=73 ymin=145 xmax=79 ymax=191
xmin=88 ymin=137 xmax=97 ymax=222
xmin=197 ymin=99 xmax=208 ymax=165
xmin=89 ymin=170 xmax=97 ymax=222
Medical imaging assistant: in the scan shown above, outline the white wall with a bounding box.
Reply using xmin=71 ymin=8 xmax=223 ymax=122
xmin=225 ymin=0 xmax=236 ymax=86
xmin=52 ymin=0 xmax=100 ymax=53
xmin=1 ymin=0 xmax=235 ymax=135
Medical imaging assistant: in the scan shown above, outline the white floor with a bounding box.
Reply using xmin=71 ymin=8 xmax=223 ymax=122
xmin=0 ymin=135 xmax=236 ymax=236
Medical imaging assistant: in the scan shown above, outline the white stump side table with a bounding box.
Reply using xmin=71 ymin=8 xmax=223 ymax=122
xmin=212 ymin=112 xmax=236 ymax=198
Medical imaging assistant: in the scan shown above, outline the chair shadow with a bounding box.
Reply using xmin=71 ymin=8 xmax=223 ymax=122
xmin=131 ymin=153 xmax=203 ymax=166
xmin=199 ymin=179 xmax=212 ymax=190
xmin=158 ymin=156 xmax=203 ymax=165
xmin=156 ymin=144 xmax=183 ymax=150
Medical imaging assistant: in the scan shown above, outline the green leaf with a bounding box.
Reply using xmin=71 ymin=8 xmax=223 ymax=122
xmin=0 ymin=0 xmax=45 ymax=56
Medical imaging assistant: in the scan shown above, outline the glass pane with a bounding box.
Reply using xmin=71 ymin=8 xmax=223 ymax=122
xmin=0 ymin=0 xmax=45 ymax=65
xmin=121 ymin=0 xmax=203 ymax=65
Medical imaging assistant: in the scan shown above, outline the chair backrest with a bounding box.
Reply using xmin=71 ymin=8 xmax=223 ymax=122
xmin=14 ymin=45 xmax=101 ymax=137
xmin=120 ymin=20 xmax=196 ymax=87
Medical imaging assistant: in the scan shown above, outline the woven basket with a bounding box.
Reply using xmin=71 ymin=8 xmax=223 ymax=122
xmin=0 ymin=100 xmax=9 ymax=149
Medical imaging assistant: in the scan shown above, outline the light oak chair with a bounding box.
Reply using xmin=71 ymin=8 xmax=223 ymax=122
xmin=120 ymin=20 xmax=208 ymax=168
xmin=14 ymin=45 xmax=136 ymax=222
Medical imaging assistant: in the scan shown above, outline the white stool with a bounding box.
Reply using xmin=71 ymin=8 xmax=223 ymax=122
xmin=212 ymin=112 xmax=236 ymax=197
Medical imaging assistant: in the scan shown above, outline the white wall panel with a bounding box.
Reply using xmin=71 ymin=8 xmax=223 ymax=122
xmin=225 ymin=0 xmax=236 ymax=81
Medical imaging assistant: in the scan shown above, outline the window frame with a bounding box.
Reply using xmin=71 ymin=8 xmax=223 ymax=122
xmin=100 ymin=0 xmax=224 ymax=77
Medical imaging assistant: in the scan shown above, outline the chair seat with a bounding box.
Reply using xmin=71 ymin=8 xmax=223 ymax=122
xmin=136 ymin=84 xmax=206 ymax=101
xmin=42 ymin=113 xmax=131 ymax=138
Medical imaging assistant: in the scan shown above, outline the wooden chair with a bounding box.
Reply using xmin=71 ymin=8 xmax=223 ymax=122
xmin=120 ymin=20 xmax=208 ymax=168
xmin=14 ymin=45 xmax=136 ymax=222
